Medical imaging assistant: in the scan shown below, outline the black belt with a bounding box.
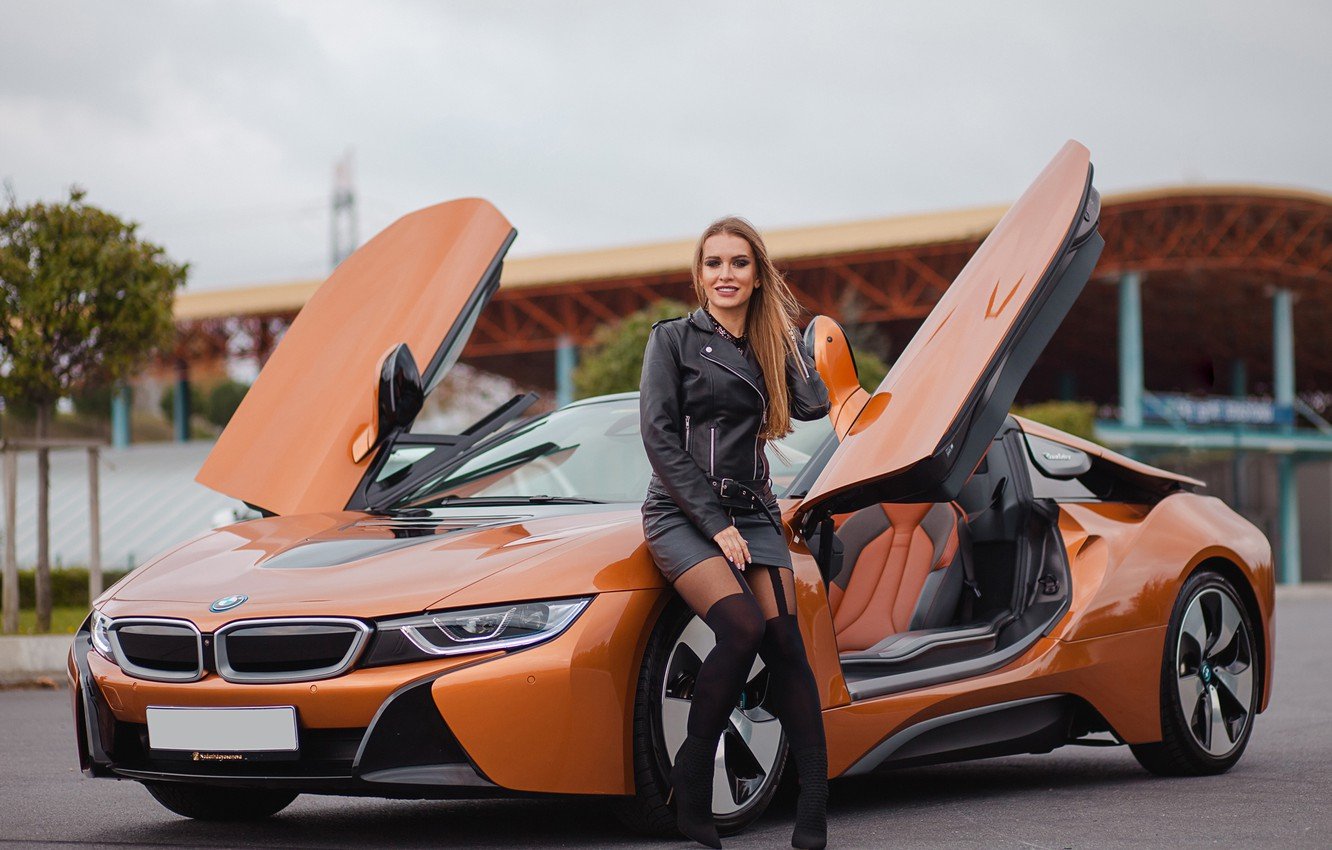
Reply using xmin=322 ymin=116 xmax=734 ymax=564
xmin=707 ymin=476 xmax=783 ymax=535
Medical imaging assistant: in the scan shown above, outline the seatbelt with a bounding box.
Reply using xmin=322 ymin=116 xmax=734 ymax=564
xmin=818 ymin=516 xmax=835 ymax=583
xmin=953 ymin=503 xmax=982 ymax=604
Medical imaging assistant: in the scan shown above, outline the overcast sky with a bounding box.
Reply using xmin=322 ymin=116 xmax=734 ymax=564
xmin=3 ymin=0 xmax=1329 ymax=291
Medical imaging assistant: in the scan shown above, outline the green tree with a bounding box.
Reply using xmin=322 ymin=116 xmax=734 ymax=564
xmin=573 ymin=299 xmax=890 ymax=399
xmin=573 ymin=299 xmax=692 ymax=399
xmin=0 ymin=187 xmax=187 ymax=631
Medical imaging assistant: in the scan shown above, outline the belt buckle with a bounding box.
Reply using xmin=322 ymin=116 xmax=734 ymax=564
xmin=718 ymin=477 xmax=735 ymax=499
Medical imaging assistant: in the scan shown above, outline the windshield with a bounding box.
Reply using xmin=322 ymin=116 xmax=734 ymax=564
xmin=393 ymin=395 xmax=834 ymax=508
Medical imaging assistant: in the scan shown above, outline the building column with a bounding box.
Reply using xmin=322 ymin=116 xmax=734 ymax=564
xmin=110 ymin=383 xmax=132 ymax=449
xmin=173 ymin=361 xmax=191 ymax=443
xmin=555 ymin=335 xmax=577 ymax=409
xmin=1118 ymin=272 xmax=1144 ymax=430
xmin=1230 ymin=358 xmax=1246 ymax=511
xmin=1272 ymin=288 xmax=1300 ymax=584
xmin=1057 ymin=370 xmax=1076 ymax=402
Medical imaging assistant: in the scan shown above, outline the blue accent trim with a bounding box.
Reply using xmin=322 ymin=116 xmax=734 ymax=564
xmin=1118 ymin=272 xmax=1144 ymax=432
xmin=555 ymin=335 xmax=577 ymax=409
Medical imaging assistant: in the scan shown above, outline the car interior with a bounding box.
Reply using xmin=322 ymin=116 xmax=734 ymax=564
xmin=802 ymin=419 xmax=1073 ymax=701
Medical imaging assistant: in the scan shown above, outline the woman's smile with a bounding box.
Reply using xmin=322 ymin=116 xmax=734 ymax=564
xmin=700 ymin=231 xmax=757 ymax=327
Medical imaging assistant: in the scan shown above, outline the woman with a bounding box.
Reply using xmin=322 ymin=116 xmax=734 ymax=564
xmin=639 ymin=216 xmax=831 ymax=849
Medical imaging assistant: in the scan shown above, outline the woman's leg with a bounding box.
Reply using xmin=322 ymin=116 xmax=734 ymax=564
xmin=746 ymin=565 xmax=828 ymax=850
xmin=668 ymin=556 xmax=767 ymax=848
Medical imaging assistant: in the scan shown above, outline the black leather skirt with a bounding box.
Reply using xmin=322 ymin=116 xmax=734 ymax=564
xmin=641 ymin=489 xmax=792 ymax=582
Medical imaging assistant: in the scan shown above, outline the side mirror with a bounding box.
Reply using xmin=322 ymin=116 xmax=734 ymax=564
xmin=351 ymin=343 xmax=424 ymax=462
xmin=805 ymin=316 xmax=872 ymax=440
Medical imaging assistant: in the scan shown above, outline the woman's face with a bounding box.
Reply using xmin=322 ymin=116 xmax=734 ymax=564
xmin=700 ymin=231 xmax=758 ymax=313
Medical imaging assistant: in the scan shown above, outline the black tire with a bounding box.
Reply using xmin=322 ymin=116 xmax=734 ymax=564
xmin=143 ymin=781 xmax=298 ymax=821
xmin=612 ymin=599 xmax=786 ymax=837
xmin=1130 ymin=569 xmax=1259 ymax=776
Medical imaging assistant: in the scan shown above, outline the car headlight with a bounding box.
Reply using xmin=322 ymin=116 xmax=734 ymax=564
xmin=363 ymin=597 xmax=592 ymax=667
xmin=90 ymin=610 xmax=116 ymax=662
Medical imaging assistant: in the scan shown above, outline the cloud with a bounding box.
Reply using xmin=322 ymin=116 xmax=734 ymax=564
xmin=2 ymin=0 xmax=1328 ymax=290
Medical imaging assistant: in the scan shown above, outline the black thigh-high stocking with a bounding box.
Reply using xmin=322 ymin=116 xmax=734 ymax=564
xmin=752 ymin=566 xmax=828 ymax=850
xmin=669 ymin=558 xmax=767 ymax=848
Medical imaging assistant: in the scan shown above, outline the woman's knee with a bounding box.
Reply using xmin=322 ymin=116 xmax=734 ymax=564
xmin=704 ymin=593 xmax=766 ymax=654
xmin=760 ymin=613 xmax=808 ymax=662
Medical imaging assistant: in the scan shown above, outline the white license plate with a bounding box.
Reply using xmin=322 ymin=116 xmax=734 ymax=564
xmin=147 ymin=706 xmax=299 ymax=752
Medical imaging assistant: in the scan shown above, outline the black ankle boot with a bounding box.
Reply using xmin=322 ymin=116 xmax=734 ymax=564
xmin=790 ymin=746 xmax=828 ymax=849
xmin=670 ymin=734 xmax=721 ymax=849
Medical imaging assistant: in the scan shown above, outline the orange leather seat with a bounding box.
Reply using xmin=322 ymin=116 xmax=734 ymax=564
xmin=827 ymin=502 xmax=968 ymax=653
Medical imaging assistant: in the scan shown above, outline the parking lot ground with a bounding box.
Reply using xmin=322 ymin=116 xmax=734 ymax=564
xmin=3 ymin=586 xmax=1329 ymax=849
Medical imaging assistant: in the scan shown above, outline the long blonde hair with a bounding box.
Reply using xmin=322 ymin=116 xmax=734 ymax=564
xmin=692 ymin=216 xmax=803 ymax=441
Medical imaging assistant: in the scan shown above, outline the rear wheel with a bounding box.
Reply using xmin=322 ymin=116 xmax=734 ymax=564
xmin=143 ymin=781 xmax=298 ymax=820
xmin=613 ymin=600 xmax=786 ymax=836
xmin=1131 ymin=570 xmax=1258 ymax=776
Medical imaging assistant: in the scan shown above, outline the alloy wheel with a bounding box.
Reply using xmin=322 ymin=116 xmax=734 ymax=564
xmin=659 ymin=615 xmax=785 ymax=817
xmin=1175 ymin=586 xmax=1255 ymax=757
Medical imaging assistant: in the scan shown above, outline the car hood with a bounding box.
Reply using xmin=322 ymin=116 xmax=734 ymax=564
xmin=105 ymin=505 xmax=659 ymax=627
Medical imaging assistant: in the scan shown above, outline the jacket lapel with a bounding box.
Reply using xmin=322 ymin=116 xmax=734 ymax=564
xmin=689 ymin=307 xmax=763 ymax=391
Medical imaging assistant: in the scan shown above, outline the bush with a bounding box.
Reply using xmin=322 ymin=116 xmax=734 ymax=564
xmin=1011 ymin=400 xmax=1097 ymax=440
xmin=852 ymin=349 xmax=889 ymax=393
xmin=204 ymin=379 xmax=250 ymax=428
xmin=13 ymin=568 xmax=131 ymax=608
xmin=573 ymin=299 xmax=692 ymax=399
xmin=71 ymin=383 xmax=121 ymax=418
xmin=159 ymin=382 xmax=204 ymax=422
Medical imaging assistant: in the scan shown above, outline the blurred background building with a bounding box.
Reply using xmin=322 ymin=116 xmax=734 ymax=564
xmin=7 ymin=182 xmax=1327 ymax=582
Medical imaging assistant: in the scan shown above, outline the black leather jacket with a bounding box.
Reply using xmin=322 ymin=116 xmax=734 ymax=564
xmin=639 ymin=307 xmax=831 ymax=540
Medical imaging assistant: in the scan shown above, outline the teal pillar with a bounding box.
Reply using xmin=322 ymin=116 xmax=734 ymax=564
xmin=111 ymin=384 xmax=131 ymax=449
xmin=1057 ymin=370 xmax=1076 ymax=401
xmin=1277 ymin=454 xmax=1301 ymax=584
xmin=173 ymin=363 xmax=191 ymax=443
xmin=1230 ymin=359 xmax=1247 ymax=398
xmin=1272 ymin=289 xmax=1300 ymax=584
xmin=555 ymin=336 xmax=577 ymax=409
xmin=1273 ymin=290 xmax=1295 ymax=428
xmin=1230 ymin=358 xmax=1247 ymax=511
xmin=1118 ymin=272 xmax=1144 ymax=430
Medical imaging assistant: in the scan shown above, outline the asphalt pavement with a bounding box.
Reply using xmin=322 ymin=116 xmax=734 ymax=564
xmin=3 ymin=586 xmax=1329 ymax=849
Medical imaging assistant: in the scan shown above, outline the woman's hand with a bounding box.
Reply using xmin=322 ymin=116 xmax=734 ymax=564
xmin=713 ymin=525 xmax=751 ymax=570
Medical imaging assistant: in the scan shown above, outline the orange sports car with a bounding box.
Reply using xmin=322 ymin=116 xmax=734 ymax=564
xmin=69 ymin=141 xmax=1273 ymax=835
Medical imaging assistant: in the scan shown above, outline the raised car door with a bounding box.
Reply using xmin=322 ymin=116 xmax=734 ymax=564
xmin=796 ymin=140 xmax=1104 ymax=526
xmin=196 ymin=198 xmax=516 ymax=516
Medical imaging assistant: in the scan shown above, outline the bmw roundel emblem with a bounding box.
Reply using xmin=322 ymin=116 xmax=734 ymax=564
xmin=210 ymin=594 xmax=249 ymax=613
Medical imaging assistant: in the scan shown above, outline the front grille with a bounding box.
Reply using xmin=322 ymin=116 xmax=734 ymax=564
xmin=108 ymin=619 xmax=203 ymax=682
xmin=215 ymin=618 xmax=371 ymax=684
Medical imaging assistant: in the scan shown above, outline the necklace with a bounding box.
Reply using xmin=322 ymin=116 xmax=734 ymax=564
xmin=704 ymin=308 xmax=748 ymax=354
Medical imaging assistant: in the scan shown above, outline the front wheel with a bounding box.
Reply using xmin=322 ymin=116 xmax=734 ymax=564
xmin=143 ymin=781 xmax=299 ymax=820
xmin=1131 ymin=570 xmax=1259 ymax=776
xmin=613 ymin=600 xmax=787 ymax=836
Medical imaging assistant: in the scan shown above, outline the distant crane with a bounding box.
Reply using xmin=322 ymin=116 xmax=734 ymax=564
xmin=330 ymin=150 xmax=358 ymax=269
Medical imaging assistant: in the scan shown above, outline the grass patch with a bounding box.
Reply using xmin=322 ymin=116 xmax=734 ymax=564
xmin=11 ymin=607 xmax=89 ymax=635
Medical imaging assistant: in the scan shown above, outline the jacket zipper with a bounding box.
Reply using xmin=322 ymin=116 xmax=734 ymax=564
xmin=755 ymin=410 xmax=766 ymax=477
xmin=701 ymin=349 xmax=767 ymax=481
xmin=684 ymin=415 xmax=691 ymax=451
xmin=790 ymin=330 xmax=812 ymax=380
xmin=709 ymin=426 xmax=716 ymax=476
